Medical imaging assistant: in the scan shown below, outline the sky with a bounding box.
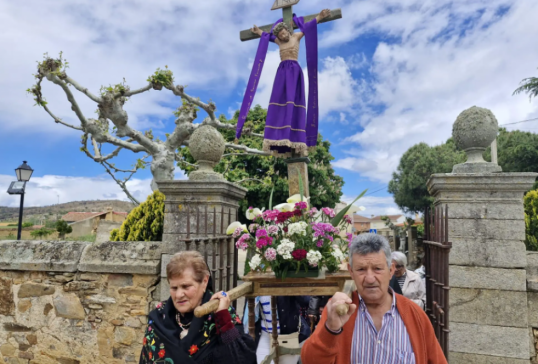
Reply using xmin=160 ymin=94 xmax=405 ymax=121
xmin=0 ymin=0 xmax=537 ymax=218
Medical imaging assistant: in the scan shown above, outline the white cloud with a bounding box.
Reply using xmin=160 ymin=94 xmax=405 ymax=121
xmin=331 ymin=0 xmax=538 ymax=183
xmin=341 ymin=194 xmax=403 ymax=217
xmin=0 ymin=174 xmax=153 ymax=208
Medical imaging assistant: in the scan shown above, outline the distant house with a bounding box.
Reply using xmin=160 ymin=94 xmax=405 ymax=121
xmin=369 ymin=215 xmax=407 ymax=230
xmin=353 ymin=215 xmax=371 ymax=233
xmin=61 ymin=208 xmax=128 ymax=237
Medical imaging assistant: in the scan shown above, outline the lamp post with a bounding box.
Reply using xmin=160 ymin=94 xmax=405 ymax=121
xmin=14 ymin=161 xmax=34 ymax=240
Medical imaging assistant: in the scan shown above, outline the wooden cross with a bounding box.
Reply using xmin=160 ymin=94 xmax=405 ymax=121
xmin=238 ymin=2 xmax=343 ymax=198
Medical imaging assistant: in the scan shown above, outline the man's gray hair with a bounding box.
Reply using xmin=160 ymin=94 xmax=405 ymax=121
xmin=273 ymin=22 xmax=291 ymax=37
xmin=349 ymin=233 xmax=392 ymax=268
xmin=391 ymin=251 xmax=407 ymax=267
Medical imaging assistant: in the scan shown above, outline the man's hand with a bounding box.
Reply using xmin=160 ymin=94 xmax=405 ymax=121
xmin=251 ymin=25 xmax=262 ymax=36
xmin=316 ymin=9 xmax=331 ymax=23
xmin=325 ymin=292 xmax=356 ymax=332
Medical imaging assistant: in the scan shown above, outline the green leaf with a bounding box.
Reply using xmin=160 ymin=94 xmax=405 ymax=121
xmin=330 ymin=189 xmax=367 ymax=227
xmin=268 ymin=185 xmax=274 ymax=210
xmin=165 ymin=359 xmax=174 ymax=364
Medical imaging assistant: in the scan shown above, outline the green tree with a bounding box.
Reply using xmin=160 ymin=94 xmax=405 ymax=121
xmin=30 ymin=227 xmax=54 ymax=239
xmin=110 ymin=191 xmax=165 ymax=241
xmin=513 ymin=68 xmax=538 ymax=101
xmin=55 ymin=220 xmax=73 ymax=239
xmin=177 ymin=106 xmax=344 ymax=222
xmin=524 ymin=189 xmax=538 ymax=251
xmin=388 ymin=139 xmax=466 ymax=213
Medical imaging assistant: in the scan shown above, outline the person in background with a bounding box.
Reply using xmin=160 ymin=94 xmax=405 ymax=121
xmin=391 ymin=251 xmax=426 ymax=309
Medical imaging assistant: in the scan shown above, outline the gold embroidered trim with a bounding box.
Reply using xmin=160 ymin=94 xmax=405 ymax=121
xmin=266 ymin=125 xmax=306 ymax=132
xmin=269 ymin=101 xmax=307 ymax=109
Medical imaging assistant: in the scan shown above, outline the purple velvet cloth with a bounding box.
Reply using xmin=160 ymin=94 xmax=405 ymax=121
xmin=236 ymin=15 xmax=319 ymax=155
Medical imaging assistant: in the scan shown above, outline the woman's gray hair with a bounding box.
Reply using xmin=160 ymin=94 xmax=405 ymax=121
xmin=273 ymin=22 xmax=291 ymax=37
xmin=349 ymin=233 xmax=392 ymax=268
xmin=391 ymin=251 xmax=407 ymax=267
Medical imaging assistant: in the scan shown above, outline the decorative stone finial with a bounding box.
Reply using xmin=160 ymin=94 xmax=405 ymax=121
xmin=452 ymin=106 xmax=502 ymax=173
xmin=188 ymin=125 xmax=226 ymax=181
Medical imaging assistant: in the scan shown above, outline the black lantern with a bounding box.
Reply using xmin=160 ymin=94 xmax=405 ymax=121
xmin=15 ymin=161 xmax=33 ymax=182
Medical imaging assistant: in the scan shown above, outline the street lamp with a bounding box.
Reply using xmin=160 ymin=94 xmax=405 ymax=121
xmin=6 ymin=161 xmax=34 ymax=240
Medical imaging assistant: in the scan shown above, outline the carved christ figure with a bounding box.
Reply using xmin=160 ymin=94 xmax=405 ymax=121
xmin=235 ymin=10 xmax=331 ymax=158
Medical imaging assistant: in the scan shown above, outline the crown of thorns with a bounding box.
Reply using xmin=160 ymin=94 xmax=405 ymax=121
xmin=273 ymin=22 xmax=291 ymax=36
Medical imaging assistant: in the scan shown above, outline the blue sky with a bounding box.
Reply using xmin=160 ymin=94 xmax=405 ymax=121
xmin=1 ymin=0 xmax=537 ymax=216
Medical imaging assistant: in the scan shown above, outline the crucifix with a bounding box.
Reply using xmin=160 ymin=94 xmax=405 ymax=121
xmin=236 ymin=0 xmax=343 ymax=199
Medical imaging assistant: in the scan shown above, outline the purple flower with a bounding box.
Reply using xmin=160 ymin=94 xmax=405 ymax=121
xmin=256 ymin=229 xmax=268 ymax=238
xmin=295 ymin=201 xmax=308 ymax=210
xmin=346 ymin=233 xmax=353 ymax=243
xmin=316 ymin=240 xmax=324 ymax=248
xmin=264 ymin=248 xmax=277 ymax=261
xmin=262 ymin=210 xmax=280 ymax=222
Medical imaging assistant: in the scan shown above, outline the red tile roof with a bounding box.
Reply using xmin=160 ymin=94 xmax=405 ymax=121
xmin=61 ymin=212 xmax=105 ymax=222
xmin=353 ymin=214 xmax=371 ymax=223
xmin=369 ymin=215 xmax=404 ymax=221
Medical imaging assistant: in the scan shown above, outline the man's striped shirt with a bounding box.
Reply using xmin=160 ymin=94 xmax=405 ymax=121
xmin=351 ymin=289 xmax=415 ymax=364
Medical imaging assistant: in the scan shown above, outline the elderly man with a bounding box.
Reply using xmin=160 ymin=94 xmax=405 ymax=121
xmin=392 ymin=251 xmax=426 ymax=309
xmin=301 ymin=234 xmax=446 ymax=364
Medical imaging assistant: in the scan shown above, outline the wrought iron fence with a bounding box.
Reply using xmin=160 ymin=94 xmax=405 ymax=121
xmin=424 ymin=205 xmax=452 ymax=359
xmin=180 ymin=205 xmax=239 ymax=297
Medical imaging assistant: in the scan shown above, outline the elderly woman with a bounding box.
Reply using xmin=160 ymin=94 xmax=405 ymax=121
xmin=139 ymin=251 xmax=257 ymax=364
xmin=391 ymin=251 xmax=426 ymax=309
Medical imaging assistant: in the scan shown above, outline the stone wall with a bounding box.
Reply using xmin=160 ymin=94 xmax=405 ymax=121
xmin=0 ymin=240 xmax=163 ymax=364
xmin=528 ymin=252 xmax=538 ymax=363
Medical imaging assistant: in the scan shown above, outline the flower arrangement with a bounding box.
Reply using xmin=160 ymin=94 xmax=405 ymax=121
xmin=227 ymin=192 xmax=366 ymax=279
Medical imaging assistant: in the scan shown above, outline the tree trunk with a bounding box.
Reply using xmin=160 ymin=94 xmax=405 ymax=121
xmin=150 ymin=148 xmax=176 ymax=191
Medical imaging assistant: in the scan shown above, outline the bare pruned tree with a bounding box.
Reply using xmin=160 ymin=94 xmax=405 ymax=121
xmin=27 ymin=53 xmax=269 ymax=205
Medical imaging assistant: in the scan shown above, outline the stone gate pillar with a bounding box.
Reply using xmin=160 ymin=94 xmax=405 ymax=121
xmin=427 ymin=106 xmax=537 ymax=363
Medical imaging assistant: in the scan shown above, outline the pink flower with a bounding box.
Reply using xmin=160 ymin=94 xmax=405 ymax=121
xmin=249 ymin=224 xmax=259 ymax=233
xmin=262 ymin=210 xmax=280 ymax=222
xmin=346 ymin=233 xmax=353 ymax=243
xmin=267 ymin=226 xmax=279 ymax=235
xmin=344 ymin=215 xmax=352 ymax=224
xmin=295 ymin=201 xmax=308 ymax=210
xmin=321 ymin=208 xmax=336 ymax=218
xmin=235 ymin=234 xmax=250 ymax=251
xmin=232 ymin=227 xmax=243 ymax=238
xmin=316 ymin=240 xmax=323 ymax=248
xmin=256 ymin=236 xmax=273 ymax=249
xmin=256 ymin=229 xmax=268 ymax=238
xmin=264 ymin=248 xmax=277 ymax=261
xmin=308 ymin=207 xmax=318 ymax=217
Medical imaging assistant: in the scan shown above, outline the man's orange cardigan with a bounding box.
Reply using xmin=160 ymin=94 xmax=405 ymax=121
xmin=301 ymin=292 xmax=448 ymax=364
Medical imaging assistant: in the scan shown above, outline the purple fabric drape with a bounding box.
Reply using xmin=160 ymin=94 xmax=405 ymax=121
xmin=236 ymin=15 xmax=319 ymax=148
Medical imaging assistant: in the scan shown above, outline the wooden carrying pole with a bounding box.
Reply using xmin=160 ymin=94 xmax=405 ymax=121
xmin=194 ymin=282 xmax=253 ymax=317
xmin=336 ymin=280 xmax=356 ymax=316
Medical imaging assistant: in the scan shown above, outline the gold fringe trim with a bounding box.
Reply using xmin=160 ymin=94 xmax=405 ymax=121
xmin=266 ymin=125 xmax=306 ymax=132
xmin=263 ymin=139 xmax=309 ymax=158
xmin=269 ymin=101 xmax=307 ymax=109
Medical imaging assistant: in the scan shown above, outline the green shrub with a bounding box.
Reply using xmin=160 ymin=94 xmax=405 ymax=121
xmin=56 ymin=220 xmax=73 ymax=239
xmin=22 ymin=222 xmax=34 ymax=228
xmin=110 ymin=191 xmax=165 ymax=241
xmin=524 ymin=189 xmax=538 ymax=251
xmin=30 ymin=227 xmax=55 ymax=239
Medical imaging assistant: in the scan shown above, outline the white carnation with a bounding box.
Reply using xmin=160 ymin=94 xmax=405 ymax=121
xmin=249 ymin=254 xmax=262 ymax=270
xmin=276 ymin=238 xmax=295 ymax=260
xmin=307 ymin=250 xmax=322 ymax=267
xmin=287 ymin=221 xmax=308 ymax=236
xmin=331 ymin=248 xmax=344 ymax=262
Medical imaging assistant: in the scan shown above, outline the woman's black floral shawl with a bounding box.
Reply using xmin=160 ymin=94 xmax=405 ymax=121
xmin=139 ymin=281 xmax=256 ymax=364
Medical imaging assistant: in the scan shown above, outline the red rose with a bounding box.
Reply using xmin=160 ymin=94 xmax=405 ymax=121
xmin=291 ymin=249 xmax=307 ymax=261
xmin=158 ymin=349 xmax=166 ymax=358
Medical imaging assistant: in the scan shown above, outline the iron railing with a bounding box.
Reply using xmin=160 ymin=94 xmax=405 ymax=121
xmin=424 ymin=205 xmax=452 ymax=359
xmin=180 ymin=205 xmax=239 ymax=300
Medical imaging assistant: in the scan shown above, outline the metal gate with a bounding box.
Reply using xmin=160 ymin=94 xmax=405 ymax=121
xmin=423 ymin=205 xmax=452 ymax=358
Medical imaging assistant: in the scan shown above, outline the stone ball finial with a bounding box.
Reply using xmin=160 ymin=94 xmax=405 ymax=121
xmin=188 ymin=125 xmax=226 ymax=181
xmin=452 ymin=106 xmax=502 ymax=173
